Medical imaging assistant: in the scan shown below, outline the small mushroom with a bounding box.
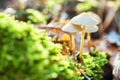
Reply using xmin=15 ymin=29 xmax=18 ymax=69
xmin=62 ymin=22 xmax=83 ymax=51
xmin=61 ymin=33 xmax=70 ymax=42
xmin=4 ymin=8 xmax=16 ymax=15
xmin=62 ymin=12 xmax=101 ymax=61
xmin=86 ymin=12 xmax=101 ymax=52
xmin=70 ymin=12 xmax=100 ymax=61
xmin=60 ymin=33 xmax=71 ymax=55
xmin=84 ymin=24 xmax=99 ymax=52
xmin=71 ymin=12 xmax=99 ymax=26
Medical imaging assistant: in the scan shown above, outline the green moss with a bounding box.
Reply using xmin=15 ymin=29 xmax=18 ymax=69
xmin=0 ymin=13 xmax=80 ymax=80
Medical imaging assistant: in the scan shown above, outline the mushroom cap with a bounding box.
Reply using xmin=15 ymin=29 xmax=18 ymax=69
xmin=62 ymin=22 xmax=81 ymax=32
xmin=71 ymin=12 xmax=99 ymax=26
xmin=85 ymin=25 xmax=98 ymax=33
xmin=4 ymin=8 xmax=16 ymax=15
xmin=87 ymin=12 xmax=101 ymax=24
xmin=62 ymin=22 xmax=98 ymax=33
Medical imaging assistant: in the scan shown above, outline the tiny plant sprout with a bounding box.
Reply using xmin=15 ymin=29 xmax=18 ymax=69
xmin=62 ymin=22 xmax=83 ymax=51
xmin=70 ymin=12 xmax=99 ymax=61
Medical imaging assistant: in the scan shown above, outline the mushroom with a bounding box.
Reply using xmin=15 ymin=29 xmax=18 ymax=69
xmin=60 ymin=33 xmax=71 ymax=55
xmin=62 ymin=12 xmax=101 ymax=61
xmin=70 ymin=12 xmax=100 ymax=61
xmin=85 ymin=25 xmax=99 ymax=52
xmin=86 ymin=12 xmax=101 ymax=51
xmin=62 ymin=22 xmax=83 ymax=51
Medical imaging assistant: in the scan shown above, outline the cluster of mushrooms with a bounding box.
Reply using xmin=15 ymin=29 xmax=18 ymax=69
xmin=62 ymin=12 xmax=101 ymax=61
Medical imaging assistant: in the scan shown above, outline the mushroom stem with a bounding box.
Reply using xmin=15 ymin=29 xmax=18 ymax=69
xmin=17 ymin=0 xmax=24 ymax=10
xmin=87 ymin=33 xmax=91 ymax=52
xmin=71 ymin=32 xmax=75 ymax=51
xmin=79 ymin=26 xmax=85 ymax=61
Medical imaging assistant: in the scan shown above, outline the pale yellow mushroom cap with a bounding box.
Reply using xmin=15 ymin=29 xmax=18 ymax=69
xmin=71 ymin=12 xmax=99 ymax=26
xmin=62 ymin=22 xmax=81 ymax=32
xmin=62 ymin=12 xmax=100 ymax=33
xmin=62 ymin=22 xmax=98 ymax=33
xmin=85 ymin=25 xmax=98 ymax=33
